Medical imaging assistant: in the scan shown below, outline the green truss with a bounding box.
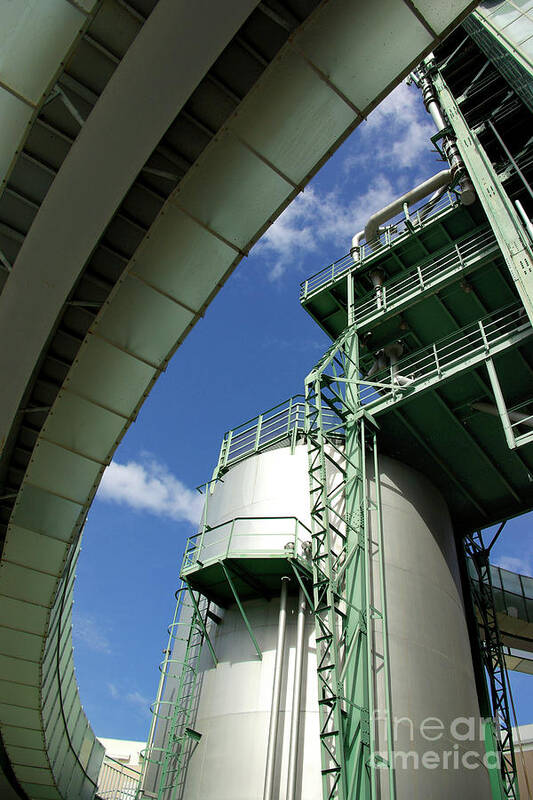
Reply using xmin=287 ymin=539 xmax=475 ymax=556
xmin=305 ymin=321 xmax=395 ymax=800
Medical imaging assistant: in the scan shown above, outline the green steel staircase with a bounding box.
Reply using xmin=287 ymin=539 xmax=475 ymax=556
xmin=305 ymin=328 xmax=395 ymax=800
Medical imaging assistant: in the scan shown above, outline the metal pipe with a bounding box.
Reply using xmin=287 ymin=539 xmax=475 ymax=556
xmin=418 ymin=184 xmax=448 ymax=222
xmin=384 ymin=342 xmax=412 ymax=386
xmin=419 ymin=69 xmax=476 ymax=206
xmin=364 ymin=169 xmax=453 ymax=245
xmin=356 ymin=69 xmax=478 ymax=254
xmin=419 ymin=68 xmax=446 ymax=130
xmin=372 ymin=435 xmax=396 ymax=800
xmin=263 ymin=576 xmax=290 ymax=800
xmin=515 ymin=199 xmax=533 ymax=243
xmin=351 ymin=226 xmax=385 ymax=262
xmin=286 ymin=587 xmax=306 ymax=800
xmin=472 ymin=401 xmax=533 ymax=430
xmin=370 ymin=269 xmax=385 ymax=308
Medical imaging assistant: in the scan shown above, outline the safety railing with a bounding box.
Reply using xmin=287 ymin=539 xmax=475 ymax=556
xmin=300 ymin=189 xmax=460 ymax=300
xmin=353 ymin=227 xmax=498 ymax=327
xmin=140 ymin=586 xmax=209 ymax=800
xmin=359 ymin=304 xmax=532 ymax=411
xmin=469 ymin=560 xmax=533 ymax=626
xmin=181 ymin=516 xmax=313 ymax=575
xmin=509 ymin=398 xmax=533 ymax=448
xmin=214 ymin=395 xmax=340 ymax=476
xmin=97 ymin=754 xmax=140 ymax=800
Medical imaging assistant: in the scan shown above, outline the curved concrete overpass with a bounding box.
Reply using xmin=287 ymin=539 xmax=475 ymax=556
xmin=0 ymin=1 xmax=485 ymax=798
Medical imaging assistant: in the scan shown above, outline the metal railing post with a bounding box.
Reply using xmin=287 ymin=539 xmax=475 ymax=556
xmin=287 ymin=586 xmax=307 ymax=800
xmin=255 ymin=415 xmax=263 ymax=452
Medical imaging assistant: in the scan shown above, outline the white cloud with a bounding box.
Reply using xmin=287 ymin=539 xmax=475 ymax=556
xmin=344 ymin=82 xmax=435 ymax=173
xmin=255 ymin=175 xmax=395 ymax=280
xmin=253 ymin=82 xmax=438 ymax=281
xmin=107 ymin=683 xmax=150 ymax=716
xmin=126 ymin=690 xmax=149 ymax=709
xmin=97 ymin=457 xmax=203 ymax=526
xmin=73 ymin=614 xmax=112 ymax=654
xmin=493 ymin=555 xmax=531 ymax=576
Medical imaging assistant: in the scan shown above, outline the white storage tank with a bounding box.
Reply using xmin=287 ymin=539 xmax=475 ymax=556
xmin=177 ymin=442 xmax=491 ymax=799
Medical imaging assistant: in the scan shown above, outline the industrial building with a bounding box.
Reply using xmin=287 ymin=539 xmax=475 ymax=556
xmin=0 ymin=1 xmax=532 ymax=800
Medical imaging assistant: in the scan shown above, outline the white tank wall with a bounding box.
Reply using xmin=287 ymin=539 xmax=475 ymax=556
xmin=181 ymin=444 xmax=491 ymax=799
xmin=198 ymin=446 xmax=313 ymax=562
xmin=371 ymin=454 xmax=491 ymax=798
xmin=185 ymin=598 xmax=321 ymax=800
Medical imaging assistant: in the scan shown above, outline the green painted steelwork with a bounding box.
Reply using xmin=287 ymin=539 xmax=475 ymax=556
xmin=357 ymin=304 xmax=532 ymax=413
xmin=180 ymin=515 xmax=313 ymax=607
xmin=432 ymin=64 xmax=533 ymax=327
xmin=212 ymin=397 xmax=340 ymax=482
xmin=300 ymin=190 xmax=461 ymax=301
xmin=299 ymin=92 xmax=533 ymax=533
xmin=298 ymin=34 xmax=533 ymax=800
xmin=305 ymin=327 xmax=395 ymax=800
xmin=465 ymin=532 xmax=519 ymax=799
xmin=221 ymin=562 xmax=263 ymax=661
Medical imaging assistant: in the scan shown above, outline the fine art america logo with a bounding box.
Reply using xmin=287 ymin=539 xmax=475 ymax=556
xmin=370 ymin=714 xmax=502 ymax=771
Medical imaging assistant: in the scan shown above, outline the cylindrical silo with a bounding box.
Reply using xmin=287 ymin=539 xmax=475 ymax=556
xmin=174 ymin=442 xmax=491 ymax=799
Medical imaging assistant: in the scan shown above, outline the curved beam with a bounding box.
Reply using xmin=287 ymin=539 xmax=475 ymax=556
xmin=0 ymin=0 xmax=99 ymax=192
xmin=0 ymin=0 xmax=260 ymax=449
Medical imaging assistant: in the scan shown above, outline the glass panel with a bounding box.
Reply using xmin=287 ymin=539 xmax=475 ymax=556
xmin=490 ymin=564 xmax=503 ymax=588
xmin=503 ymin=593 xmax=527 ymax=619
xmin=521 ymin=572 xmax=533 ymax=598
xmin=525 ymin=596 xmax=533 ymax=623
xmin=492 ymin=586 xmax=507 ymax=613
xmin=499 ymin=566 xmax=523 ymax=593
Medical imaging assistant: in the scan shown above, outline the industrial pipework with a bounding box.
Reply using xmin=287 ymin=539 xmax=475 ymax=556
xmin=351 ymin=66 xmax=475 ymax=262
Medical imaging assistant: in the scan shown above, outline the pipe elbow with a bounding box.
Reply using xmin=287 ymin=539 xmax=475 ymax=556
xmin=350 ymin=230 xmax=364 ymax=262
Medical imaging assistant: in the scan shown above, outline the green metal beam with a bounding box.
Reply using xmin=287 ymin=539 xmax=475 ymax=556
xmin=221 ymin=561 xmax=262 ymax=660
xmin=289 ymin=560 xmax=314 ymax=612
xmin=433 ymin=64 xmax=533 ymax=325
xmin=393 ymin=407 xmax=489 ymax=518
xmin=186 ymin=584 xmax=218 ymax=668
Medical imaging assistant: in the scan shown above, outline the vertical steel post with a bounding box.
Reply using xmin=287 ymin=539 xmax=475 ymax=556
xmin=485 ymin=358 xmax=516 ymax=449
xmin=344 ymin=331 xmax=371 ymax=800
xmin=287 ymin=587 xmax=307 ymax=800
xmin=372 ymin=434 xmax=396 ymax=799
xmin=263 ymin=576 xmax=290 ymax=800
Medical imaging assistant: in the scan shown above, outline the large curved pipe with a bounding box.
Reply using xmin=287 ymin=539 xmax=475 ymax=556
xmin=263 ymin=576 xmax=290 ymax=800
xmin=364 ymin=168 xmax=453 ymax=245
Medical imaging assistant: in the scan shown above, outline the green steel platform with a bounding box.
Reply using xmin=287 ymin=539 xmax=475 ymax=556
xmin=300 ymin=160 xmax=533 ymax=532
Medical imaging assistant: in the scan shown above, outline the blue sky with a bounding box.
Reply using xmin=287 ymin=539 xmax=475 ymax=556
xmin=72 ymin=82 xmax=532 ymax=742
